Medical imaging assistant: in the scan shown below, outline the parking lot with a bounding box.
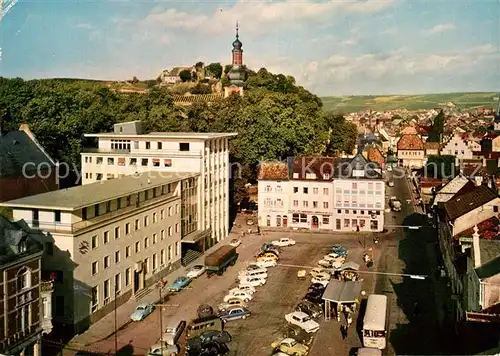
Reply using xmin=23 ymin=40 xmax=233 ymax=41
xmin=83 ymin=231 xmax=381 ymax=356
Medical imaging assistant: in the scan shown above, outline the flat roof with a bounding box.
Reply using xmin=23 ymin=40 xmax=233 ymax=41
xmin=84 ymin=132 xmax=238 ymax=140
xmin=0 ymin=171 xmax=198 ymax=211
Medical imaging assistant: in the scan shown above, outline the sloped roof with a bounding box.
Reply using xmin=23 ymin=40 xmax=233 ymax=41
xmin=292 ymin=157 xmax=336 ymax=181
xmin=397 ymin=134 xmax=425 ymax=150
xmin=444 ymin=185 xmax=498 ymax=221
xmin=167 ymin=67 xmax=193 ymax=76
xmin=0 ymin=130 xmax=56 ymax=177
xmin=400 ymin=126 xmax=418 ymax=135
xmin=334 ymin=153 xmax=382 ymax=180
xmin=258 ymin=162 xmax=289 ymax=181
xmin=0 ymin=216 xmax=43 ymax=264
xmin=366 ymin=147 xmax=385 ymax=167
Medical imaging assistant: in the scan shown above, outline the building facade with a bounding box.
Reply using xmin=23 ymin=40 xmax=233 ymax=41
xmin=81 ymin=121 xmax=236 ymax=247
xmin=0 ymin=217 xmax=53 ymax=356
xmin=0 ymin=172 xmax=199 ymax=334
xmin=440 ymin=134 xmax=474 ymax=162
xmin=257 ymin=154 xmax=385 ymax=232
xmin=397 ymin=134 xmax=425 ymax=168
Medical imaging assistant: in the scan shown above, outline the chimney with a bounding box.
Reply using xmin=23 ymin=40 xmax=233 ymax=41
xmin=472 ymin=225 xmax=481 ymax=268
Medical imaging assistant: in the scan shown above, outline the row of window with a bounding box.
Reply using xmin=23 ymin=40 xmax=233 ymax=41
xmin=85 ymin=156 xmax=174 ymax=168
xmin=335 ymin=201 xmax=383 ymax=209
xmin=399 ymin=151 xmax=422 ymax=156
xmin=292 ymin=187 xmax=330 ymax=195
xmin=90 ymin=209 xmax=179 ymax=249
xmin=91 ymin=241 xmax=180 ymax=276
xmin=292 ymin=200 xmax=330 ymax=209
xmin=109 ymin=140 xmax=191 ymax=152
xmin=291 ymin=173 xmax=330 ymax=180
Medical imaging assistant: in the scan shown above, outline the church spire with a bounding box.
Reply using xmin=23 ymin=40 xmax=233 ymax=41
xmin=236 ymin=21 xmax=239 ymax=38
xmin=231 ymin=21 xmax=243 ymax=66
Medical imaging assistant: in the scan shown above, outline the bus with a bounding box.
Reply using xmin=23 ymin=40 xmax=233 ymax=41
xmin=362 ymin=294 xmax=388 ymax=349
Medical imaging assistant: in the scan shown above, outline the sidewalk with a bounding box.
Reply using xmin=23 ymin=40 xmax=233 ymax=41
xmin=69 ymin=219 xmax=251 ymax=349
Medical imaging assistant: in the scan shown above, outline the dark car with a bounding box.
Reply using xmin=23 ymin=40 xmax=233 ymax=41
xmin=308 ymin=283 xmax=326 ymax=294
xmin=304 ymin=290 xmax=324 ymax=304
xmin=186 ymin=341 xmax=229 ymax=356
xmin=186 ymin=330 xmax=232 ymax=351
xmin=296 ymin=300 xmax=323 ymax=319
xmin=198 ymin=304 xmax=215 ymax=319
xmin=281 ymin=324 xmax=314 ymax=345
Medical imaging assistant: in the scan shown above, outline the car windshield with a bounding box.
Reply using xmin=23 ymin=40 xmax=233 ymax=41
xmin=302 ymin=315 xmax=311 ymax=321
xmin=231 ymin=239 xmax=238 ymax=243
xmin=166 ymin=328 xmax=175 ymax=333
xmin=175 ymin=277 xmax=184 ymax=282
xmin=136 ymin=306 xmax=145 ymax=311
xmin=193 ymin=265 xmax=203 ymax=270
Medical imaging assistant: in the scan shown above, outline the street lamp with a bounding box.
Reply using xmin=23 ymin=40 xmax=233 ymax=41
xmin=157 ymin=279 xmax=166 ymax=354
xmin=114 ymin=286 xmax=118 ymax=355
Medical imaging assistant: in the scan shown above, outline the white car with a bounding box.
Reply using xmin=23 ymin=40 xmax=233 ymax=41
xmin=229 ymin=285 xmax=256 ymax=295
xmin=255 ymin=259 xmax=277 ymax=268
xmin=239 ymin=268 xmax=267 ymax=277
xmin=224 ymin=291 xmax=253 ymax=302
xmin=239 ymin=276 xmax=267 ymax=287
xmin=186 ymin=265 xmax=205 ymax=279
xmin=311 ymin=272 xmax=331 ymax=287
xmin=284 ymin=311 xmax=320 ymax=333
xmin=272 ymin=237 xmax=296 ymax=247
xmin=229 ymin=238 xmax=241 ymax=247
xmin=318 ymin=256 xmax=343 ymax=269
xmin=310 ymin=267 xmax=327 ymax=278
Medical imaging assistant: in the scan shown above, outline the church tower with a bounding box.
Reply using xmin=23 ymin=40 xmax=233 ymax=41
xmin=494 ymin=93 xmax=500 ymax=131
xmin=225 ymin=22 xmax=245 ymax=98
xmin=232 ymin=22 xmax=243 ymax=66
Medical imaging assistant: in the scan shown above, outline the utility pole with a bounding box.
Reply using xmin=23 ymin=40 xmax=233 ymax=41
xmin=157 ymin=279 xmax=165 ymax=355
xmin=114 ymin=286 xmax=118 ymax=355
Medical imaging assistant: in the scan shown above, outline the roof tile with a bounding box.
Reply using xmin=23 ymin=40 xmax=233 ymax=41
xmin=397 ymin=134 xmax=425 ymax=150
xmin=444 ymin=185 xmax=498 ymax=221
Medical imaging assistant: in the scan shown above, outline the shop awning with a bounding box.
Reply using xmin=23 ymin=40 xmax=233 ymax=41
xmin=182 ymin=229 xmax=211 ymax=243
xmin=322 ymin=280 xmax=362 ymax=303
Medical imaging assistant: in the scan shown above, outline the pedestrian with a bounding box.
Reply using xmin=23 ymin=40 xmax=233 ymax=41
xmin=347 ymin=313 xmax=353 ymax=328
xmin=340 ymin=324 xmax=347 ymax=339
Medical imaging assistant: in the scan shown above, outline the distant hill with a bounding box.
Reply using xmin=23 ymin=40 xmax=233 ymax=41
xmin=320 ymin=92 xmax=499 ymax=113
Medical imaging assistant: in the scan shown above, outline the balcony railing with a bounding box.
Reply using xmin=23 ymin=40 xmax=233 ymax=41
xmin=83 ymin=147 xmax=131 ymax=154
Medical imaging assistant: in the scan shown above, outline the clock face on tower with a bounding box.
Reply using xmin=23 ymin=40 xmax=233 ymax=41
xmin=79 ymin=241 xmax=89 ymax=254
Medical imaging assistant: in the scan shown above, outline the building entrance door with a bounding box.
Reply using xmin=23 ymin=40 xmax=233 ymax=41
xmin=311 ymin=216 xmax=319 ymax=229
xmin=283 ymin=216 xmax=288 ymax=227
xmin=133 ymin=271 xmax=141 ymax=294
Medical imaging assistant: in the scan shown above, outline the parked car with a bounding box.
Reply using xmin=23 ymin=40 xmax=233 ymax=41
xmin=130 ymin=303 xmax=155 ymax=321
xmin=311 ymin=272 xmax=331 ymax=287
xmin=218 ymin=298 xmax=248 ymax=311
xmin=255 ymin=258 xmax=277 ymax=268
xmin=197 ymin=304 xmax=214 ymax=319
xmin=303 ymin=290 xmax=324 ymax=304
xmin=308 ymin=283 xmax=326 ymax=294
xmin=257 ymin=253 xmax=278 ymax=261
xmin=326 ymin=253 xmax=347 ymax=264
xmin=309 ymin=267 xmax=327 ymax=278
xmin=169 ymin=276 xmax=192 ymax=292
xmin=238 ymin=276 xmax=267 ymax=287
xmin=296 ymin=300 xmax=323 ymax=319
xmin=218 ymin=306 xmax=251 ymax=322
xmin=223 ymin=291 xmax=253 ymax=302
xmin=318 ymin=257 xmax=343 ymax=269
xmin=281 ymin=324 xmax=314 ymax=345
xmin=272 ymin=353 xmax=289 ymax=356
xmin=229 ymin=238 xmax=241 ymax=247
xmin=147 ymin=343 xmax=179 ymax=356
xmin=186 ymin=265 xmax=206 ymax=279
xmin=161 ymin=320 xmax=186 ymax=345
xmin=284 ymin=311 xmax=320 ymax=333
xmin=239 ymin=267 xmax=267 ymax=276
xmin=271 ymin=338 xmax=308 ymax=356
xmin=331 ymin=244 xmax=348 ymax=257
xmin=229 ymin=284 xmax=256 ymax=295
xmin=186 ymin=331 xmax=232 ymax=352
xmin=246 ymin=263 xmax=267 ymax=272
xmin=186 ymin=341 xmax=229 ymax=356
xmin=272 ymin=237 xmax=296 ymax=247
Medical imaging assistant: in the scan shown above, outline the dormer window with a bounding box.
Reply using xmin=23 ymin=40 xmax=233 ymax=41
xmin=323 ymin=173 xmax=330 ymax=180
xmin=293 ymin=173 xmax=299 ymax=179
xmin=305 ymin=173 xmax=316 ymax=179
xmin=19 ymin=239 xmax=27 ymax=253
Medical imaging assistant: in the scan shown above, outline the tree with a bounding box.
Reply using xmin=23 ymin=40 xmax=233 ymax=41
xmin=179 ymin=70 xmax=192 ymax=82
xmin=206 ymin=62 xmax=223 ymax=79
xmin=427 ymin=110 xmax=445 ymax=142
xmin=224 ymin=65 xmax=233 ymax=75
xmin=195 ymin=62 xmax=204 ymax=69
xmin=190 ymin=84 xmax=212 ymax=95
xmin=425 ymin=155 xmax=457 ymax=179
xmin=324 ymin=113 xmax=358 ymax=155
xmin=131 ymin=76 xmax=139 ymax=84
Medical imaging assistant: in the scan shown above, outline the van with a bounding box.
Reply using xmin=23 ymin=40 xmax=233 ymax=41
xmin=186 ymin=316 xmax=223 ymax=338
xmin=238 ymin=269 xmax=268 ymax=279
xmin=161 ymin=320 xmax=186 ymax=345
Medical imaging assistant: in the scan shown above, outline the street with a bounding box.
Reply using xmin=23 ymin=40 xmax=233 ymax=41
xmin=69 ymin=168 xmax=448 ymax=356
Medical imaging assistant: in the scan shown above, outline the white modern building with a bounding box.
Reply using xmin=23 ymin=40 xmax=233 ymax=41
xmin=81 ymin=121 xmax=237 ymax=247
xmin=257 ymin=154 xmax=385 ymax=232
xmin=0 ymin=172 xmax=198 ymax=333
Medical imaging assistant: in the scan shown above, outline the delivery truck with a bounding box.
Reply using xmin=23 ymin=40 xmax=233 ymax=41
xmin=204 ymin=245 xmax=238 ymax=278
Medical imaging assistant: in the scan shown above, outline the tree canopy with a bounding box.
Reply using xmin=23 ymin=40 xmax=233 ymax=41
xmin=205 ymin=63 xmax=223 ymax=79
xmin=425 ymin=155 xmax=457 ymax=179
xmin=0 ymin=72 xmax=356 ymax=203
xmin=179 ymin=70 xmax=192 ymax=82
xmin=427 ymin=110 xmax=445 ymax=142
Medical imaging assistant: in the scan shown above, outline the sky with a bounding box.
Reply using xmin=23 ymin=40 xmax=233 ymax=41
xmin=1 ymin=0 xmax=499 ymax=96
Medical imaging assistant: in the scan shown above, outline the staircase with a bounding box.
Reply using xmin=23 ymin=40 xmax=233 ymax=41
xmin=133 ymin=287 xmax=152 ymax=301
xmin=182 ymin=249 xmax=203 ymax=266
